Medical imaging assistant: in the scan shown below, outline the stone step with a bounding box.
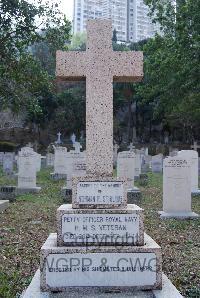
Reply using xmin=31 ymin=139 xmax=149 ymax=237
xmin=40 ymin=233 xmax=162 ymax=292
xmin=22 ymin=269 xmax=183 ymax=298
xmin=57 ymin=204 xmax=144 ymax=246
xmin=0 ymin=200 xmax=9 ymax=212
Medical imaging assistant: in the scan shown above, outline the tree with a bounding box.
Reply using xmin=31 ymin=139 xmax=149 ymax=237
xmin=0 ymin=0 xmax=71 ymax=116
xmin=137 ymin=0 xmax=200 ymax=141
xmin=112 ymin=29 xmax=117 ymax=43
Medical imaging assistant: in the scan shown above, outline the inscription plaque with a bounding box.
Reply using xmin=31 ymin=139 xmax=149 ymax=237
xmin=61 ymin=213 xmax=140 ymax=245
xmin=77 ymin=182 xmax=124 ymax=205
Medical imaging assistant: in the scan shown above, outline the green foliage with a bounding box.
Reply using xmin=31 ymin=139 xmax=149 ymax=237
xmin=53 ymin=86 xmax=86 ymax=136
xmin=69 ymin=32 xmax=87 ymax=50
xmin=0 ymin=0 xmax=71 ymax=121
xmin=139 ymin=0 xmax=200 ymax=134
xmin=112 ymin=28 xmax=117 ymax=43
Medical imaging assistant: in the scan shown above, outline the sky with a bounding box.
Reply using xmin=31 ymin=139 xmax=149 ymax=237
xmin=61 ymin=0 xmax=74 ymax=21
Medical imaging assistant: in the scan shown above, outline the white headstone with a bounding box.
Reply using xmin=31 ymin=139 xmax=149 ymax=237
xmin=134 ymin=150 xmax=142 ymax=177
xmin=159 ymin=156 xmax=199 ymax=218
xmin=178 ymin=150 xmax=199 ymax=193
xmin=36 ymin=153 xmax=41 ymax=172
xmin=18 ymin=147 xmax=37 ymax=188
xmin=73 ymin=142 xmax=82 ymax=153
xmin=117 ymin=151 xmax=135 ymax=188
xmin=66 ymin=151 xmax=86 ymax=188
xmin=151 ymin=154 xmax=163 ymax=173
xmin=3 ymin=153 xmax=14 ymax=174
xmin=46 ymin=153 xmax=54 ymax=167
xmin=53 ymin=146 xmax=68 ymax=175
xmin=70 ymin=133 xmax=76 ymax=145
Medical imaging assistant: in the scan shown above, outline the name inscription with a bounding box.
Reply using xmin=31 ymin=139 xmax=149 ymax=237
xmin=76 ymin=182 xmax=124 ymax=205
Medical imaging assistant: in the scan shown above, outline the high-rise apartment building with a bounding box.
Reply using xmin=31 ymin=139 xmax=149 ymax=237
xmin=73 ymin=0 xmax=159 ymax=42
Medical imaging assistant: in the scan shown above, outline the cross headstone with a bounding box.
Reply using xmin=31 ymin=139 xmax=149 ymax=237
xmin=128 ymin=142 xmax=135 ymax=152
xmin=56 ymin=19 xmax=143 ymax=176
xmin=55 ymin=132 xmax=62 ymax=145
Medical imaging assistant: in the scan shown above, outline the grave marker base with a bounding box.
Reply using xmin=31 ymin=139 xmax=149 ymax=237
xmin=159 ymin=211 xmax=199 ymax=219
xmin=22 ymin=269 xmax=183 ymax=298
xmin=40 ymin=233 xmax=162 ymax=291
xmin=16 ymin=187 xmax=41 ymax=195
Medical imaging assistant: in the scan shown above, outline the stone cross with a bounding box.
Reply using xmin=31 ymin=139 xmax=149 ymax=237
xmin=128 ymin=143 xmax=135 ymax=152
xmin=191 ymin=141 xmax=200 ymax=152
xmin=56 ymin=20 xmax=143 ymax=176
xmin=56 ymin=132 xmax=62 ymax=144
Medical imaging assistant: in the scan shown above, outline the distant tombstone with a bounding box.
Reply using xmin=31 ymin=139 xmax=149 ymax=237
xmin=52 ymin=146 xmax=68 ymax=177
xmin=113 ymin=143 xmax=119 ymax=167
xmin=55 ymin=132 xmax=62 ymax=145
xmin=66 ymin=151 xmax=86 ymax=188
xmin=70 ymin=133 xmax=76 ymax=145
xmin=0 ymin=152 xmax=4 ymax=165
xmin=169 ymin=149 xmax=179 ymax=157
xmin=17 ymin=147 xmax=41 ymax=193
xmin=141 ymin=155 xmax=152 ymax=173
xmin=46 ymin=153 xmax=54 ymax=167
xmin=191 ymin=141 xmax=200 ymax=152
xmin=128 ymin=142 xmax=135 ymax=152
xmin=151 ymin=154 xmax=163 ymax=173
xmin=73 ymin=142 xmax=82 ymax=153
xmin=36 ymin=153 xmax=42 ymax=172
xmin=134 ymin=150 xmax=142 ymax=178
xmin=41 ymin=156 xmax=47 ymax=168
xmin=3 ymin=153 xmax=14 ymax=175
xmin=178 ymin=150 xmax=199 ymax=194
xmin=159 ymin=156 xmax=199 ymax=219
xmin=198 ymin=158 xmax=200 ymax=176
xmin=117 ymin=151 xmax=135 ymax=189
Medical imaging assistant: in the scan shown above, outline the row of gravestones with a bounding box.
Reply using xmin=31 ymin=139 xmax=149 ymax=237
xmin=1 ymin=146 xmax=199 ymax=202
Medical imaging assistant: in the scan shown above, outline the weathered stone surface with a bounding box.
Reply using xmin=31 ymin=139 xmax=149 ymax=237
xmin=56 ymin=20 xmax=143 ymax=177
xmin=57 ymin=204 xmax=144 ymax=246
xmin=17 ymin=147 xmax=38 ymax=189
xmin=117 ymin=151 xmax=135 ymax=189
xmin=72 ymin=176 xmax=127 ymax=209
xmin=159 ymin=156 xmax=199 ymax=219
xmin=178 ymin=150 xmax=199 ymax=193
xmin=40 ymin=233 xmax=162 ymax=291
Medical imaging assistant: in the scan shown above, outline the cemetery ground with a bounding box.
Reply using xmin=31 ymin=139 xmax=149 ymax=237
xmin=0 ymin=169 xmax=199 ymax=298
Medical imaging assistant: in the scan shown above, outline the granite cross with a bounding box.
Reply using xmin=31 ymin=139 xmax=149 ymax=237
xmin=56 ymin=19 xmax=143 ymax=176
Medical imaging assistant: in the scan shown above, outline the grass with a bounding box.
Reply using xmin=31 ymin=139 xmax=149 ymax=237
xmin=0 ymin=168 xmax=199 ymax=297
